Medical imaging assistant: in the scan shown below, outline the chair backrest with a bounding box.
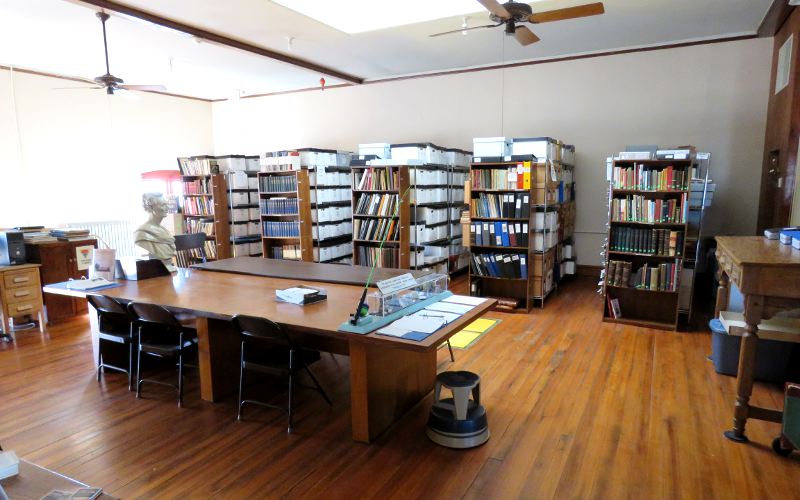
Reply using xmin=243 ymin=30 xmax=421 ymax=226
xmin=174 ymin=232 xmax=207 ymax=268
xmin=231 ymin=314 xmax=291 ymax=347
xmin=128 ymin=302 xmax=182 ymax=329
xmin=87 ymin=295 xmax=128 ymax=317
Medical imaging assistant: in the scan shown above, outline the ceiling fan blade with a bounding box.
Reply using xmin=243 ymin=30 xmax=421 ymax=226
xmin=477 ymin=0 xmax=511 ymax=19
xmin=430 ymin=23 xmax=501 ymax=37
xmin=529 ymin=2 xmax=605 ymax=23
xmin=120 ymin=85 xmax=167 ymax=91
xmin=513 ymin=26 xmax=540 ymax=46
xmin=53 ymin=86 xmax=104 ymax=90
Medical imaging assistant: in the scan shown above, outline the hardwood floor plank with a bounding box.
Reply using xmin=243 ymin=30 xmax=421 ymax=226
xmin=1 ymin=276 xmax=798 ymax=499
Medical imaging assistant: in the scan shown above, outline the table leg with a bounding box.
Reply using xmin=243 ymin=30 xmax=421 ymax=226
xmin=88 ymin=304 xmax=100 ymax=365
xmin=714 ymin=269 xmax=729 ymax=318
xmin=196 ymin=317 xmax=241 ymax=403
xmin=349 ymin=342 xmax=437 ymax=443
xmin=724 ymin=294 xmax=763 ymax=443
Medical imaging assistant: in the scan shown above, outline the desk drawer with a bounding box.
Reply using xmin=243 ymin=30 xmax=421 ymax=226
xmin=3 ymin=269 xmax=40 ymax=289
xmin=6 ymin=299 xmax=42 ymax=317
xmin=4 ymin=285 xmax=41 ymax=304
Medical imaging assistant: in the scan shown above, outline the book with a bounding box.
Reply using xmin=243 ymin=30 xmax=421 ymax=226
xmin=779 ymin=229 xmax=800 ymax=245
xmin=764 ymin=226 xmax=799 ymax=240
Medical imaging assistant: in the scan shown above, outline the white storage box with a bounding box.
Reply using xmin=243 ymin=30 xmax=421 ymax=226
xmin=216 ymin=155 xmax=247 ymax=172
xmin=230 ymin=192 xmax=249 ymax=206
xmin=565 ymin=260 xmax=576 ymax=275
xmin=359 ymin=143 xmax=391 ymax=159
xmin=250 ymin=242 xmax=262 ymax=255
xmin=473 ymin=137 xmax=512 ymax=158
xmin=245 ymin=156 xmax=260 ymax=171
xmin=564 ymin=244 xmax=574 ymax=259
xmin=227 ymin=171 xmax=249 ymax=189
xmin=249 ymin=208 xmax=260 ymax=220
xmin=248 ymin=176 xmax=259 ymax=189
xmin=534 ymin=211 xmax=558 ymax=231
xmin=512 ymin=137 xmax=557 ymax=160
xmin=248 ymin=222 xmax=260 ymax=235
xmin=533 ymin=231 xmax=558 ymax=251
xmin=561 ymin=145 xmax=575 ymax=165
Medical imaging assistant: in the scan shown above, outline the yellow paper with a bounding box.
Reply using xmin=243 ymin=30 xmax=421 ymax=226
xmin=463 ymin=318 xmax=497 ymax=333
xmin=448 ymin=331 xmax=481 ymax=349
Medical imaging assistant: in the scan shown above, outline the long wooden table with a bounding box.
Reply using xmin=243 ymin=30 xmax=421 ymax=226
xmin=44 ymin=261 xmax=495 ymax=443
xmin=714 ymin=236 xmax=800 ymax=443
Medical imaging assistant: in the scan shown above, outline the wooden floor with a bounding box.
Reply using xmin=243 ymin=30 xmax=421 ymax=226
xmin=1 ymin=276 xmax=799 ymax=499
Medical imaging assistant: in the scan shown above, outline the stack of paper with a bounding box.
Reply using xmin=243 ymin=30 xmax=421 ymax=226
xmin=376 ymin=295 xmax=487 ymax=341
xmin=0 ymin=450 xmax=19 ymax=480
xmin=276 ymin=287 xmax=319 ymax=305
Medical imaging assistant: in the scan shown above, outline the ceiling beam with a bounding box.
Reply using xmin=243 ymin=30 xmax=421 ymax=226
xmin=70 ymin=0 xmax=364 ymax=84
xmin=758 ymin=0 xmax=794 ymax=37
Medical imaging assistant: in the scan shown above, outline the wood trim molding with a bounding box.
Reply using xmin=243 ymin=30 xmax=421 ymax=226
xmin=0 ymin=64 xmax=214 ymax=103
xmin=758 ymin=0 xmax=795 ymax=37
xmin=236 ymin=34 xmax=758 ymax=101
xmin=70 ymin=0 xmax=363 ymax=85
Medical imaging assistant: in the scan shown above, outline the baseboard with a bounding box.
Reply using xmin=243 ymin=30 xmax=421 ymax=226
xmin=576 ymin=265 xmax=603 ymax=279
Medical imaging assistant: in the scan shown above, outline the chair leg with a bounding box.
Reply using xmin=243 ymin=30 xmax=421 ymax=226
xmin=237 ymin=341 xmax=245 ymax=421
xmin=177 ymin=351 xmax=184 ymax=408
xmin=135 ymin=328 xmax=143 ymax=399
xmin=287 ymin=369 xmax=294 ymax=434
xmin=128 ymin=340 xmax=134 ymax=392
xmin=303 ymin=364 xmax=332 ymax=406
xmin=447 ymin=340 xmax=455 ymax=362
xmin=96 ymin=352 xmax=103 ymax=382
xmin=287 ymin=350 xmax=295 ymax=433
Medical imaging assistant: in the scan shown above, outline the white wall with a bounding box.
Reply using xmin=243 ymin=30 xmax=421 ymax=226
xmin=0 ymin=69 xmax=213 ymax=228
xmin=213 ymin=38 xmax=772 ymax=265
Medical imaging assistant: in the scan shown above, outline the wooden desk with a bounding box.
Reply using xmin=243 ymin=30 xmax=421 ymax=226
xmin=0 ymin=263 xmax=44 ymax=334
xmin=0 ymin=459 xmax=116 ymax=499
xmin=44 ymin=268 xmax=495 ymax=443
xmin=714 ymin=236 xmax=800 ymax=443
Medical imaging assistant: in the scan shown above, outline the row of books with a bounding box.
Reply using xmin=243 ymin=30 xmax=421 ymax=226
xmin=612 ymin=164 xmax=688 ymax=191
xmin=185 ymin=220 xmax=214 ymax=237
xmin=354 ymin=193 xmax=398 ymax=216
xmin=183 ymin=179 xmax=211 ymax=195
xmin=470 ymin=253 xmax=528 ymax=279
xmin=270 ymin=244 xmax=301 ymax=260
xmin=178 ymin=157 xmax=217 ymax=176
xmin=607 ymin=260 xmax=681 ymax=292
xmin=470 ymin=222 xmax=530 ymax=247
xmin=262 ymin=221 xmax=300 ymax=237
xmin=610 ymin=194 xmax=687 ymax=224
xmin=181 ymin=240 xmax=217 ymax=262
xmin=610 ymin=227 xmax=683 ymax=256
xmin=260 ymin=198 xmax=298 ymax=215
xmin=259 ymin=175 xmax=298 ymax=193
xmin=354 ymin=218 xmax=399 ymax=241
xmin=356 ymin=246 xmax=398 ymax=268
xmin=356 ymin=168 xmax=398 ymax=190
xmin=470 ymin=193 xmax=531 ymax=218
xmin=471 ymin=163 xmax=532 ymax=190
xmin=184 ymin=197 xmax=214 ymax=216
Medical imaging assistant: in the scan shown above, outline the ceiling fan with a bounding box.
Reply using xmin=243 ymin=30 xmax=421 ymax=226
xmin=430 ymin=1 xmax=605 ymax=46
xmin=66 ymin=12 xmax=167 ymax=95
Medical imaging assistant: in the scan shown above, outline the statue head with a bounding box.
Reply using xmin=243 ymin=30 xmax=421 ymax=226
xmin=142 ymin=192 xmax=169 ymax=219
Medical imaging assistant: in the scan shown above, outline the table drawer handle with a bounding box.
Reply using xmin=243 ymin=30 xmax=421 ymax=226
xmin=13 ymin=291 xmax=30 ymax=297
xmin=13 ymin=276 xmax=30 ymax=284
xmin=15 ymin=304 xmax=33 ymax=312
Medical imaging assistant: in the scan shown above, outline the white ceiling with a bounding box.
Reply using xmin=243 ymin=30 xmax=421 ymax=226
xmin=0 ymin=0 xmax=774 ymax=100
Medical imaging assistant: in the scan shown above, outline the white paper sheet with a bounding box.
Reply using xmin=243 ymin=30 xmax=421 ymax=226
xmin=376 ymin=325 xmax=411 ymax=337
xmin=409 ymin=310 xmax=461 ymax=324
xmin=425 ymin=302 xmax=475 ymax=315
xmin=442 ymin=295 xmax=487 ymax=306
xmin=392 ymin=315 xmax=446 ymax=334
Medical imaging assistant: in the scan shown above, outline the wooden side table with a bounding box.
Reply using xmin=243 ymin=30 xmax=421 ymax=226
xmin=715 ymin=236 xmax=800 ymax=442
xmin=0 ymin=263 xmax=45 ymax=335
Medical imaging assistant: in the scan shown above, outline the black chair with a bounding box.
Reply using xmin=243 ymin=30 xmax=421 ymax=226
xmin=128 ymin=302 xmax=198 ymax=407
xmin=232 ymin=314 xmax=332 ymax=433
xmin=88 ymin=295 xmax=136 ymax=391
xmin=174 ymin=232 xmax=207 ymax=268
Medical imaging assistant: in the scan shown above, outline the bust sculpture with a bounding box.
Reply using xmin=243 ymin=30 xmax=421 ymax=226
xmin=134 ymin=193 xmax=176 ymax=267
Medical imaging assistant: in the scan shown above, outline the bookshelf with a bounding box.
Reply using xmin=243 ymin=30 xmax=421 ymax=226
xmin=467 ymin=156 xmax=552 ymax=312
xmin=178 ymin=155 xmax=262 ymax=261
xmin=259 ymin=149 xmax=353 ymax=264
xmin=351 ymin=165 xmax=411 ymax=269
xmin=601 ymin=157 xmax=693 ymax=330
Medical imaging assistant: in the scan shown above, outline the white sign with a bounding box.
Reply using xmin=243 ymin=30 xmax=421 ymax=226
xmin=75 ymin=245 xmax=94 ymax=271
xmin=776 ymin=35 xmax=792 ymax=95
xmin=376 ymin=273 xmax=417 ymax=295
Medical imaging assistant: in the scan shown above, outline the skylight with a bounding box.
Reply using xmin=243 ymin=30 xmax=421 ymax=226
xmin=272 ymin=0 xmax=523 ymax=34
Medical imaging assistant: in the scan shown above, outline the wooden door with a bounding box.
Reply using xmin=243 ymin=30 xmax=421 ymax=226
xmin=758 ymin=8 xmax=800 ymax=232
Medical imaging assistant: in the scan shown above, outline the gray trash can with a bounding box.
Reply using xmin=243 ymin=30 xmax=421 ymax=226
xmin=709 ymin=319 xmax=795 ymax=384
